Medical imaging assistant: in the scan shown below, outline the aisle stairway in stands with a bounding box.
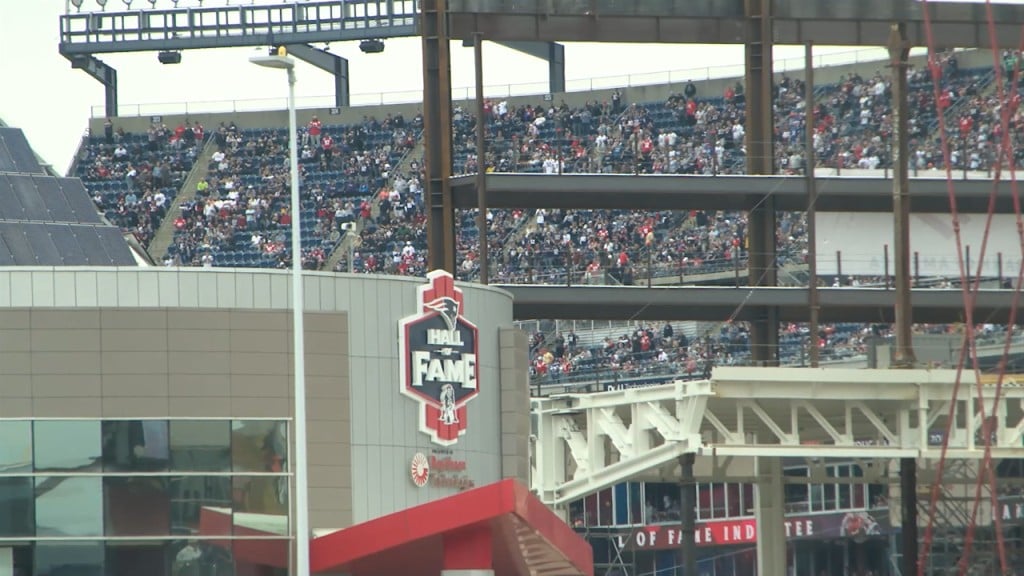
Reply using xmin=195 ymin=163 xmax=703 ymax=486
xmin=147 ymin=137 xmax=218 ymax=262
xmin=325 ymin=133 xmax=424 ymax=272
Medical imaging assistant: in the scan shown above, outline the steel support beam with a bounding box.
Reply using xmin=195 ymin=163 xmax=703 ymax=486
xmin=284 ymin=44 xmax=350 ymax=108
xmin=59 ymin=1 xmax=417 ymax=56
xmin=462 ymin=39 xmax=567 ymax=95
xmin=447 ymin=173 xmax=1022 ymax=213
xmin=67 ymin=54 xmax=118 ymax=118
xmin=745 ymin=0 xmax=778 ymax=367
xmin=805 ymin=42 xmax=820 ymax=368
xmin=446 ymin=0 xmax=1024 ymax=47
xmin=502 ymin=285 xmax=1020 ymax=324
xmin=474 ymin=34 xmax=489 ymax=284
xmin=422 ymin=0 xmax=457 ymax=273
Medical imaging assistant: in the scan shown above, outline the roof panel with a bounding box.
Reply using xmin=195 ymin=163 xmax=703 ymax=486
xmin=8 ymin=174 xmax=51 ymax=221
xmin=0 ymin=225 xmax=37 ymax=265
xmin=0 ymin=175 xmax=27 ymax=221
xmin=48 ymin=225 xmax=89 ymax=266
xmin=73 ymin=223 xmax=113 ymax=266
xmin=34 ymin=177 xmax=77 ymax=222
xmin=55 ymin=178 xmax=103 ymax=224
xmin=22 ymin=223 xmax=62 ymax=265
xmin=95 ymin=226 xmax=137 ymax=266
xmin=0 ymin=233 xmax=16 ymax=266
xmin=0 ymin=128 xmax=44 ymax=174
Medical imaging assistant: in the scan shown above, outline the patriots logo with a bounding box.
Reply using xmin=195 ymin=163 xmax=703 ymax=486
xmin=425 ymin=297 xmax=460 ymax=333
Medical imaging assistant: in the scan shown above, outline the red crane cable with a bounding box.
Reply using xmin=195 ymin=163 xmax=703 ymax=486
xmin=956 ymin=7 xmax=1024 ymax=570
xmin=916 ymin=1 xmax=1015 ymax=572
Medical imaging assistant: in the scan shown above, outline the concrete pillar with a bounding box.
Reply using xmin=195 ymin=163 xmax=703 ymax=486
xmin=755 ymin=457 xmax=786 ymax=576
xmin=442 ymin=524 xmax=493 ymax=576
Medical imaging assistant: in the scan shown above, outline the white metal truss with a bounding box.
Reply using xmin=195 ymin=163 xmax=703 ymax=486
xmin=532 ymin=367 xmax=1024 ymax=506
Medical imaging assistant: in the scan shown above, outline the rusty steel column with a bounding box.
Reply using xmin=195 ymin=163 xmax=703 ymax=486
xmin=889 ymin=26 xmax=915 ymax=368
xmin=888 ymin=22 xmax=919 ymax=576
xmin=474 ymin=33 xmax=489 ymax=284
xmin=744 ymin=0 xmax=779 ymax=366
xmin=806 ymin=42 xmax=820 ymax=368
xmin=421 ymin=0 xmax=456 ymax=273
xmin=679 ymin=453 xmax=697 ymax=576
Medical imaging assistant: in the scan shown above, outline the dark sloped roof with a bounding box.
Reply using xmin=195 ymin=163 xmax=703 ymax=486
xmin=0 ymin=125 xmax=137 ymax=267
xmin=0 ymin=128 xmax=44 ymax=174
xmin=0 ymin=221 xmax=135 ymax=266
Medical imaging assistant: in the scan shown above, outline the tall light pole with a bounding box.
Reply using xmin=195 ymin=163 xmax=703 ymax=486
xmin=250 ymin=48 xmax=309 ymax=576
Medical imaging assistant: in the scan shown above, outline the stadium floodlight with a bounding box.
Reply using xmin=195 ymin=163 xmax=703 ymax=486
xmin=147 ymin=0 xmax=156 ymax=5
xmin=122 ymin=0 xmax=132 ymax=7
xmin=249 ymin=47 xmax=310 ymax=576
xmin=95 ymin=0 xmax=107 ymax=9
xmin=69 ymin=0 xmax=84 ymax=11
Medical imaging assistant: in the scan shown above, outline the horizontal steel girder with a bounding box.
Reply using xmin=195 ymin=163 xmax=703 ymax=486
xmin=449 ymin=174 xmax=1019 ymax=214
xmin=447 ymin=0 xmax=1024 ymax=47
xmin=501 ymin=285 xmax=1016 ymax=323
xmin=533 ymin=367 xmax=1024 ymax=505
xmin=59 ymin=0 xmax=416 ymax=55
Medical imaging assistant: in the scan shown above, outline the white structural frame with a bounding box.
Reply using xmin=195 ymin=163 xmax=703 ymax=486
xmin=532 ymin=367 xmax=1024 ymax=506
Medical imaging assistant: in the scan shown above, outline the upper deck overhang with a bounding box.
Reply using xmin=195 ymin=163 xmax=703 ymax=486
xmin=450 ymin=173 xmax=1019 ymax=213
xmin=447 ymin=0 xmax=1024 ymax=48
xmin=502 ymin=285 xmax=1014 ymax=323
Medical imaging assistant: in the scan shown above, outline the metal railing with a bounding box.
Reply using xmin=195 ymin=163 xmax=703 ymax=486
xmin=96 ymin=46 xmax=914 ymax=118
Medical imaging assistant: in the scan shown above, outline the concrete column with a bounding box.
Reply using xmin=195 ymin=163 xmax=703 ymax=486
xmin=0 ymin=548 xmax=10 ymax=576
xmin=442 ymin=524 xmax=493 ymax=576
xmin=754 ymin=457 xmax=786 ymax=576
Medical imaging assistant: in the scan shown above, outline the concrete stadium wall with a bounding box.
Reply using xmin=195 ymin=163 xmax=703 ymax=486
xmin=0 ymin=268 xmax=524 ymax=530
xmin=90 ymin=49 xmax=995 ymax=139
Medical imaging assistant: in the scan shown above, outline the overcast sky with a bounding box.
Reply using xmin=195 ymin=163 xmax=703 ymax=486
xmin=1 ymin=0 xmax=965 ymax=175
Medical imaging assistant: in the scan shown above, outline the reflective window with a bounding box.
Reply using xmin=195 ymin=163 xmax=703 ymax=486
xmin=169 ymin=421 xmax=230 ymax=472
xmin=104 ymin=477 xmax=170 ymax=536
xmin=34 ymin=542 xmax=104 ymax=576
xmin=35 ymin=477 xmax=103 ymax=537
xmin=233 ymin=539 xmax=288 ymax=575
xmin=34 ymin=421 xmax=102 ymax=472
xmin=106 ymin=543 xmax=168 ymax=576
xmin=232 ymin=476 xmax=289 ymax=536
xmin=169 ymin=476 xmax=233 ymax=536
xmin=102 ymin=421 xmax=170 ymax=472
xmin=0 ymin=477 xmax=34 ymax=537
xmin=0 ymin=421 xmax=32 ymax=473
xmin=169 ymin=540 xmax=235 ymax=576
xmin=231 ymin=421 xmax=288 ymax=473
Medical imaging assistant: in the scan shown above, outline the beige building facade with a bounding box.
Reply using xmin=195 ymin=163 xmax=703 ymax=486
xmin=0 ymin=267 xmax=529 ymax=576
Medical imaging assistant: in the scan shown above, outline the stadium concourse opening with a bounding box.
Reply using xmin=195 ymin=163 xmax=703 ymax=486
xmin=307 ymin=479 xmax=593 ymax=576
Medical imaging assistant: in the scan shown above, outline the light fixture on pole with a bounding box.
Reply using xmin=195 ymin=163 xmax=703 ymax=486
xmin=250 ymin=46 xmax=310 ymax=576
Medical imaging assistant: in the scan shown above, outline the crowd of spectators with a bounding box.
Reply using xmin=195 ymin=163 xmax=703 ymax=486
xmin=527 ymin=320 xmax=1017 ymax=390
xmin=73 ymin=53 xmax=1021 ymax=391
xmin=77 ymin=119 xmax=203 ymax=248
xmin=165 ymin=115 xmax=415 ymax=268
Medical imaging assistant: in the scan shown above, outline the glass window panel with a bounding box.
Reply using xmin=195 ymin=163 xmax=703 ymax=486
xmin=33 ymin=421 xmax=101 ymax=472
xmin=107 ymin=543 xmax=168 ymax=576
xmin=105 ymin=477 xmax=170 ymax=536
xmin=568 ymin=500 xmax=585 ymax=528
xmin=727 ymin=483 xmax=741 ymax=517
xmin=0 ymin=421 xmax=32 ymax=473
xmin=169 ymin=476 xmax=233 ymax=536
xmin=0 ymin=477 xmax=34 ymax=537
xmin=231 ymin=476 xmax=289 ymax=537
xmin=169 ymin=421 xmax=230 ymax=472
xmin=169 ymin=540 xmax=235 ymax=576
xmin=35 ymin=476 xmax=103 ymax=537
xmin=231 ymin=421 xmax=288 ymax=473
xmin=34 ymin=542 xmax=104 ymax=576
xmin=233 ymin=539 xmax=288 ymax=576
xmin=102 ymin=421 xmax=170 ymax=472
